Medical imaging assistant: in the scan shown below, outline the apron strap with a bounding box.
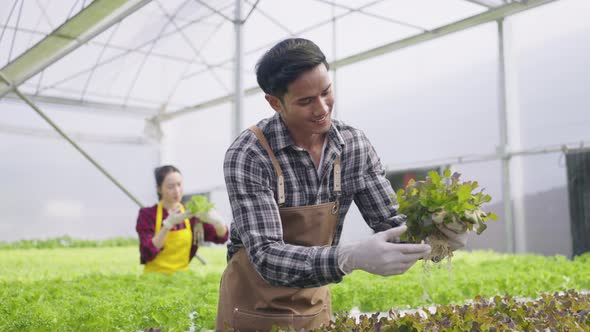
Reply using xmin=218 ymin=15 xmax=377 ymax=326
xmin=333 ymin=155 xmax=341 ymax=193
xmin=249 ymin=125 xmax=286 ymax=206
xmin=249 ymin=125 xmax=342 ymax=208
xmin=155 ymin=202 xmax=192 ymax=239
xmin=332 ymin=155 xmax=341 ymax=214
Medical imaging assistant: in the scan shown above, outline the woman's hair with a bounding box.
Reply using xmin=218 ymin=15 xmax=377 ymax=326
xmin=256 ymin=38 xmax=328 ymax=100
xmin=154 ymin=165 xmax=181 ymax=200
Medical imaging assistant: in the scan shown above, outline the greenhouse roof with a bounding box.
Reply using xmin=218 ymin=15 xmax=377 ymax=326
xmin=0 ymin=0 xmax=555 ymax=119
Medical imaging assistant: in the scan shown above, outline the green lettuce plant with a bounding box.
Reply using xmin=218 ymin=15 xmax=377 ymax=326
xmin=184 ymin=195 xmax=214 ymax=215
xmin=395 ymin=169 xmax=497 ymax=260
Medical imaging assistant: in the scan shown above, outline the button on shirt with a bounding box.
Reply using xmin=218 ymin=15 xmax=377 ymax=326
xmin=223 ymin=113 xmax=402 ymax=288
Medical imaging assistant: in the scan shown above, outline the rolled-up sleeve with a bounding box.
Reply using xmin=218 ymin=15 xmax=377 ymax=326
xmin=224 ymin=140 xmax=343 ymax=288
xmin=136 ymin=207 xmax=161 ymax=264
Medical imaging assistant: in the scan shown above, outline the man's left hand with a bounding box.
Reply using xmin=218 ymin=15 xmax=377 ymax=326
xmin=436 ymin=224 xmax=468 ymax=251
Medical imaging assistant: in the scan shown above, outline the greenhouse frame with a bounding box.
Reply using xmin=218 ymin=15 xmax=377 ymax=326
xmin=1 ymin=0 xmax=589 ymax=257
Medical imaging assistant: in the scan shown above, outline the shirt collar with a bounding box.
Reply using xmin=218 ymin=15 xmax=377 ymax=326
xmin=265 ymin=113 xmax=345 ymax=153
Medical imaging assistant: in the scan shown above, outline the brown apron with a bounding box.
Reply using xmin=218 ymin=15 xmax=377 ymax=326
xmin=216 ymin=126 xmax=341 ymax=332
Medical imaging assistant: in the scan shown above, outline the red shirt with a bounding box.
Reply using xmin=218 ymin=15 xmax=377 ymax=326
xmin=135 ymin=204 xmax=229 ymax=264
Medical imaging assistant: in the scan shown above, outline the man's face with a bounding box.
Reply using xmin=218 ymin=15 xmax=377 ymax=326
xmin=266 ymin=64 xmax=334 ymax=138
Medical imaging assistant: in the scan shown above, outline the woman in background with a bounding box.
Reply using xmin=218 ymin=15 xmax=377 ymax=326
xmin=136 ymin=165 xmax=228 ymax=274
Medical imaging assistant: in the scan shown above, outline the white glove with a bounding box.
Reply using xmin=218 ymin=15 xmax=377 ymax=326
xmin=436 ymin=223 xmax=468 ymax=251
xmin=337 ymin=225 xmax=432 ymax=276
xmin=162 ymin=205 xmax=192 ymax=230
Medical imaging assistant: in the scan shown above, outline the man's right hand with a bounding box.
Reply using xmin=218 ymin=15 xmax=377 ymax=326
xmin=337 ymin=225 xmax=431 ymax=276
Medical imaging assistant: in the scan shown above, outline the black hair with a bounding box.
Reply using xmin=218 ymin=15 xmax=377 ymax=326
xmin=154 ymin=165 xmax=181 ymax=200
xmin=255 ymin=38 xmax=329 ymax=100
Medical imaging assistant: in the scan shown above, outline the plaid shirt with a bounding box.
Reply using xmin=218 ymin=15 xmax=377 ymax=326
xmin=224 ymin=113 xmax=402 ymax=288
xmin=135 ymin=204 xmax=229 ymax=264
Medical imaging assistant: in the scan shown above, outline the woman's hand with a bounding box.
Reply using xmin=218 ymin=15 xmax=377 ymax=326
xmin=163 ymin=204 xmax=192 ymax=230
xmin=197 ymin=209 xmax=228 ymax=236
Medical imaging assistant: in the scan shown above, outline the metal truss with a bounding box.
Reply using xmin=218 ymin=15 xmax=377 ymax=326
xmin=158 ymin=0 xmax=557 ymax=122
xmin=33 ymin=2 xmax=234 ymax=101
xmin=0 ymin=0 xmax=567 ymax=255
xmin=0 ymin=0 xmax=556 ymax=115
xmin=0 ymin=0 xmax=153 ymax=98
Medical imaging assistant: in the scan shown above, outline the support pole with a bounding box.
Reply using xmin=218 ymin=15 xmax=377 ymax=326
xmin=331 ymin=2 xmax=338 ymax=119
xmin=497 ymin=18 xmax=527 ymax=253
xmin=233 ymin=0 xmax=244 ymax=139
xmin=497 ymin=19 xmax=514 ymax=253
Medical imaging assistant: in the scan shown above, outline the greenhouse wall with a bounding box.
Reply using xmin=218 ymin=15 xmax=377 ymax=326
xmin=1 ymin=0 xmax=588 ymax=259
xmin=164 ymin=1 xmax=589 ymax=256
xmin=0 ymin=99 xmax=158 ymax=241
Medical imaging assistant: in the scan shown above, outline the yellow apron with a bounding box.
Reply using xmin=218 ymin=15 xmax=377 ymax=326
xmin=144 ymin=202 xmax=192 ymax=274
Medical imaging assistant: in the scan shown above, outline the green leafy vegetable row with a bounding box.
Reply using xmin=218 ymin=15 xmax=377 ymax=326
xmin=0 ymin=236 xmax=138 ymax=250
xmin=310 ymin=290 xmax=589 ymax=332
xmin=1 ymin=247 xmax=588 ymax=331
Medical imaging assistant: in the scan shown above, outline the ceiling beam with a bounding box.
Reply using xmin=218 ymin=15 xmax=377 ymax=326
xmin=2 ymin=92 xmax=159 ymax=117
xmin=0 ymin=123 xmax=149 ymax=145
xmin=0 ymin=0 xmax=152 ymax=98
xmin=157 ymin=0 xmax=556 ymax=122
xmin=330 ymin=0 xmax=555 ymax=69
xmin=463 ymin=0 xmax=499 ymax=9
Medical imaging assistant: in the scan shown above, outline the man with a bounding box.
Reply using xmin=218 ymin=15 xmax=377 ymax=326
xmin=216 ymin=38 xmax=466 ymax=331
